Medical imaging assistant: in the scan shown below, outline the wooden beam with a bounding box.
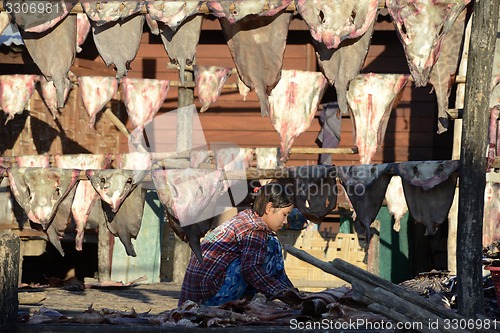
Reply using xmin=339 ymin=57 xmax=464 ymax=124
xmin=363 ymin=298 xmax=430 ymax=333
xmin=102 ymin=108 xmax=149 ymax=153
xmin=352 ymin=280 xmax=452 ymax=333
xmin=284 ymin=246 xmax=479 ymax=326
xmin=457 ymin=0 xmax=499 ymax=317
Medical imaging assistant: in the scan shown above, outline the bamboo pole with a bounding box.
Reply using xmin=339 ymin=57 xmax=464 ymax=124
xmin=167 ymin=75 xmax=466 ymax=93
xmin=166 ymin=63 xmax=238 ymax=74
xmin=169 ymin=81 xmax=238 ymax=90
xmin=102 ymin=108 xmax=149 ymax=153
xmin=38 ymin=163 xmax=459 ymax=182
xmin=457 ymin=0 xmax=499 ymax=317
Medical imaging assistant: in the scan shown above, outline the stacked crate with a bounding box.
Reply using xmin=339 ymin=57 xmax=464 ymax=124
xmin=277 ymin=226 xmax=366 ymax=292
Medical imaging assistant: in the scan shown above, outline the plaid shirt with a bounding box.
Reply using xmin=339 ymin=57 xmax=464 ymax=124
xmin=178 ymin=209 xmax=292 ymax=305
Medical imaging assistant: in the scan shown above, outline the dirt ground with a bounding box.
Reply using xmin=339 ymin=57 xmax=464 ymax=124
xmin=15 ymin=282 xmax=394 ymax=333
xmin=18 ymin=282 xmax=182 ymax=317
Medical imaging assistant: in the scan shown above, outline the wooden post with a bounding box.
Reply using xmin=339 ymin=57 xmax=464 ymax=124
xmin=97 ymin=218 xmax=111 ymax=281
xmin=448 ymin=16 xmax=472 ymax=275
xmin=367 ymin=220 xmax=380 ymax=275
xmin=172 ymin=69 xmax=195 ymax=284
xmin=457 ymin=0 xmax=499 ymax=317
xmin=0 ymin=233 xmax=20 ymax=332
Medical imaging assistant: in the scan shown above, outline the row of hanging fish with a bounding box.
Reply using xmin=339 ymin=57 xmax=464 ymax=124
xmin=0 ymin=148 xmax=257 ymax=263
xmin=290 ymin=160 xmax=461 ymax=248
xmin=0 ymin=70 xmax=225 ymax=128
xmin=0 ymin=0 xmax=472 ymax=136
xmin=0 ymin=152 xmax=466 ymax=261
xmin=0 ymin=153 xmax=150 ymax=258
xmin=0 ymin=68 xmax=443 ymax=168
xmin=0 ymin=68 xmax=326 ymax=164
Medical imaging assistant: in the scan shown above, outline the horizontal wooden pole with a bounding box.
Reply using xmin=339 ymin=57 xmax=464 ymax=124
xmin=0 ymin=1 xmax=388 ymax=15
xmin=491 ymin=156 xmax=500 ymax=168
xmin=169 ymin=81 xmax=238 ymax=90
xmin=166 ymin=63 xmax=238 ymax=74
xmin=0 ymin=146 xmax=359 ymax=166
xmin=166 ymin=71 xmax=466 ymax=90
xmin=291 ymin=147 xmax=357 ymax=154
xmin=72 ymin=167 xmax=292 ymax=181
xmin=446 ymin=109 xmax=463 ymax=119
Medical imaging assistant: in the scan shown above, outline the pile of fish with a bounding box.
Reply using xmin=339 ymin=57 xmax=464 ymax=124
xmin=18 ymin=287 xmax=392 ymax=327
xmin=483 ymin=241 xmax=500 ymax=266
xmin=399 ymin=270 xmax=454 ymax=297
xmin=399 ymin=270 xmax=500 ymax=319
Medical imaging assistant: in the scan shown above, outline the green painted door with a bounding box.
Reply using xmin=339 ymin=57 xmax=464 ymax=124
xmin=110 ymin=190 xmax=163 ymax=284
xmin=378 ymin=206 xmax=412 ymax=284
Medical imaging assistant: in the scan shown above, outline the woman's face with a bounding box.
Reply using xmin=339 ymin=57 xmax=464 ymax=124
xmin=263 ymin=203 xmax=293 ymax=232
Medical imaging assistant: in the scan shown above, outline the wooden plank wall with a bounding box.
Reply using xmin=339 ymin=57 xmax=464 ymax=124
xmin=0 ymin=83 xmax=123 ymax=157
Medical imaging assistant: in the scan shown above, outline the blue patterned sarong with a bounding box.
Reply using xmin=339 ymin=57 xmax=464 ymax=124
xmin=202 ymin=235 xmax=289 ymax=306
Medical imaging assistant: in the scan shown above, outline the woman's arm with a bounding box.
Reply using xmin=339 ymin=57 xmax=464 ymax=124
xmin=239 ymin=230 xmax=291 ymax=296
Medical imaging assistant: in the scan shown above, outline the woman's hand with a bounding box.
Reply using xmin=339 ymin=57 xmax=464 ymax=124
xmin=268 ymin=287 xmax=304 ymax=306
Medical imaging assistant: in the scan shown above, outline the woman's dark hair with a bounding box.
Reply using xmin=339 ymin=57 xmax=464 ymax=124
xmin=252 ymin=182 xmax=293 ymax=216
